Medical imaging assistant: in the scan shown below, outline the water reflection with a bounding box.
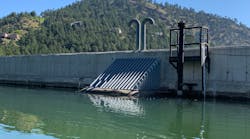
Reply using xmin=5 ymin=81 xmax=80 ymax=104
xmin=0 ymin=108 xmax=56 ymax=139
xmin=199 ymin=101 xmax=206 ymax=139
xmin=167 ymin=99 xmax=207 ymax=139
xmin=0 ymin=86 xmax=249 ymax=139
xmin=0 ymin=109 xmax=43 ymax=133
xmin=87 ymin=94 xmax=144 ymax=116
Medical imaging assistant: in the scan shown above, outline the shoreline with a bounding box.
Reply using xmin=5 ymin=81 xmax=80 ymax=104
xmin=1 ymin=81 xmax=250 ymax=101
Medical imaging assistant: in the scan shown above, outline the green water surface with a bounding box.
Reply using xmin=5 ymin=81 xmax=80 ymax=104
xmin=0 ymin=86 xmax=249 ymax=139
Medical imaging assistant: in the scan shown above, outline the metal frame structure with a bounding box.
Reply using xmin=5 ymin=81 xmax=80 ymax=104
xmin=169 ymin=21 xmax=210 ymax=97
xmin=129 ymin=18 xmax=155 ymax=51
xmin=89 ymin=58 xmax=161 ymax=91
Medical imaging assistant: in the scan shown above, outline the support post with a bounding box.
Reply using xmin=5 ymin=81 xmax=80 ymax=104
xmin=202 ymin=64 xmax=206 ymax=99
xmin=200 ymin=28 xmax=206 ymax=98
xmin=129 ymin=19 xmax=141 ymax=50
xmin=177 ymin=21 xmax=185 ymax=95
xmin=141 ymin=17 xmax=155 ymax=50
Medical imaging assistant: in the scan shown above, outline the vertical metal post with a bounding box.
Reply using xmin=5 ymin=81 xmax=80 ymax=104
xmin=207 ymin=28 xmax=209 ymax=44
xmin=170 ymin=30 xmax=172 ymax=56
xmin=142 ymin=24 xmax=147 ymax=50
xmin=136 ymin=23 xmax=141 ymax=51
xmin=200 ymin=27 xmax=206 ymax=98
xmin=203 ymin=63 xmax=206 ymax=99
xmin=141 ymin=17 xmax=155 ymax=50
xmin=177 ymin=21 xmax=185 ymax=95
xmin=129 ymin=19 xmax=141 ymax=51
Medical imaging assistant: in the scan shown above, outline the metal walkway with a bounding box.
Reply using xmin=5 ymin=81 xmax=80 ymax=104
xmin=89 ymin=58 xmax=160 ymax=91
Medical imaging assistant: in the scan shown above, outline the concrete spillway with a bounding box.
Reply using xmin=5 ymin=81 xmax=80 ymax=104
xmin=89 ymin=58 xmax=160 ymax=92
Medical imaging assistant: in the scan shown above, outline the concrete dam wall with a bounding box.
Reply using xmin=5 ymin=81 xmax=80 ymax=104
xmin=0 ymin=46 xmax=250 ymax=97
xmin=0 ymin=51 xmax=172 ymax=88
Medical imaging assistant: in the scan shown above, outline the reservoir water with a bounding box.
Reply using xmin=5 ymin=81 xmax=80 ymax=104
xmin=0 ymin=86 xmax=249 ymax=139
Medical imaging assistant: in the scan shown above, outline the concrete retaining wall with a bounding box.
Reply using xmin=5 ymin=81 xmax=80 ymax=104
xmin=181 ymin=46 xmax=250 ymax=97
xmin=0 ymin=46 xmax=250 ymax=97
xmin=0 ymin=51 xmax=173 ymax=89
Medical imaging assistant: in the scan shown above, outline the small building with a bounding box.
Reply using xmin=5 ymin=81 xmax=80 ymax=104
xmin=8 ymin=34 xmax=20 ymax=40
xmin=114 ymin=27 xmax=122 ymax=34
xmin=70 ymin=21 xmax=83 ymax=27
xmin=0 ymin=33 xmax=8 ymax=38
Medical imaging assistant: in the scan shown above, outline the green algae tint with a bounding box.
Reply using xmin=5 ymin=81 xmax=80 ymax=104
xmin=0 ymin=86 xmax=249 ymax=139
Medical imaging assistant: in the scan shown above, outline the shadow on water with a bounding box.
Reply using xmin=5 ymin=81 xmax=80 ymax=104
xmin=0 ymin=86 xmax=250 ymax=139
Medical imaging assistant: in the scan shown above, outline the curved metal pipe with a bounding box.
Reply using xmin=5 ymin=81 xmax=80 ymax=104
xmin=141 ymin=17 xmax=155 ymax=50
xmin=129 ymin=18 xmax=141 ymax=51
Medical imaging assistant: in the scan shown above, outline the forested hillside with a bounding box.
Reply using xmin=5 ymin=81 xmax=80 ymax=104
xmin=0 ymin=0 xmax=250 ymax=56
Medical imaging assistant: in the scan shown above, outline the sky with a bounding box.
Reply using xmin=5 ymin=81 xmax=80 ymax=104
xmin=0 ymin=0 xmax=77 ymax=17
xmin=0 ymin=0 xmax=249 ymax=27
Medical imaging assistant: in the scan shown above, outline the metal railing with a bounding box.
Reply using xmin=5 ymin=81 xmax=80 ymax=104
xmin=169 ymin=22 xmax=210 ymax=97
